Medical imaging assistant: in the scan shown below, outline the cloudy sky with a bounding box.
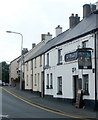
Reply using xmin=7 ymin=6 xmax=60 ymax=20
xmin=0 ymin=0 xmax=97 ymax=63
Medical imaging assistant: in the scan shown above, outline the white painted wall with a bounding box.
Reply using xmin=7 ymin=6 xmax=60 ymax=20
xmin=45 ymin=34 xmax=95 ymax=100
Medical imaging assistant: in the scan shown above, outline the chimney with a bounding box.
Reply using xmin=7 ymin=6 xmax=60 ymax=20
xmin=41 ymin=32 xmax=52 ymax=43
xmin=91 ymin=4 xmax=96 ymax=12
xmin=83 ymin=4 xmax=96 ymax=18
xmin=32 ymin=43 xmax=36 ymax=49
xmin=55 ymin=25 xmax=62 ymax=36
xmin=22 ymin=48 xmax=28 ymax=55
xmin=69 ymin=13 xmax=80 ymax=28
xmin=45 ymin=32 xmax=52 ymax=42
xmin=41 ymin=34 xmax=46 ymax=41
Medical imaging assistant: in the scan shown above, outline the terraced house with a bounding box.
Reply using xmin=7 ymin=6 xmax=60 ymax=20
xmin=24 ymin=3 xmax=98 ymax=110
xmin=25 ymin=32 xmax=52 ymax=97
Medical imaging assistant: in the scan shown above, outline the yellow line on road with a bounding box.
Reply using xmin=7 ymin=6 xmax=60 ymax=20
xmin=2 ymin=87 xmax=85 ymax=119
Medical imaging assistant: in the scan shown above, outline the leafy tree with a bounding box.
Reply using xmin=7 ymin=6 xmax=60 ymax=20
xmin=2 ymin=61 xmax=9 ymax=83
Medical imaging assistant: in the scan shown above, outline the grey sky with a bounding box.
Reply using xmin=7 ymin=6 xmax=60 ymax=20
xmin=0 ymin=0 xmax=97 ymax=63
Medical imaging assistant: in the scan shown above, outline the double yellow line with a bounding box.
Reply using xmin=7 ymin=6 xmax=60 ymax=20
xmin=2 ymin=87 xmax=88 ymax=119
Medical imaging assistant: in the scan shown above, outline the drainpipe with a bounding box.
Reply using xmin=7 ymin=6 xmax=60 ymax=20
xmin=94 ymin=32 xmax=97 ymax=111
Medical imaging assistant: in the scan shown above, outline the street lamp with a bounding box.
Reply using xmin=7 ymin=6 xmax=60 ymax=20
xmin=6 ymin=31 xmax=23 ymax=90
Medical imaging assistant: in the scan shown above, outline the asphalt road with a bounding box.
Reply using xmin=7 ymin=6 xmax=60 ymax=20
xmin=1 ymin=87 xmax=73 ymax=119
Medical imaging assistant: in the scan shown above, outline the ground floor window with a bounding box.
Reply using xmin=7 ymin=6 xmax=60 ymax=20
xmin=34 ymin=74 xmax=37 ymax=86
xmin=46 ymin=74 xmax=49 ymax=89
xmin=57 ymin=76 xmax=62 ymax=95
xmin=83 ymin=74 xmax=89 ymax=95
xmin=50 ymin=73 xmax=53 ymax=89
xmin=26 ymin=75 xmax=28 ymax=86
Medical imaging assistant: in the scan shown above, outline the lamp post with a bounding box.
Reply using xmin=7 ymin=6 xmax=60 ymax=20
xmin=6 ymin=31 xmax=23 ymax=90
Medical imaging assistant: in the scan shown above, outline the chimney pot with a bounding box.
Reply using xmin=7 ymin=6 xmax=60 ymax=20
xmin=69 ymin=13 xmax=80 ymax=28
xmin=55 ymin=25 xmax=62 ymax=36
xmin=72 ymin=13 xmax=74 ymax=16
xmin=32 ymin=43 xmax=36 ymax=48
xmin=75 ymin=14 xmax=78 ymax=17
xmin=47 ymin=32 xmax=50 ymax=35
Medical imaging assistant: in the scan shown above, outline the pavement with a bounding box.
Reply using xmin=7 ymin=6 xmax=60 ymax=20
xmin=2 ymin=86 xmax=97 ymax=119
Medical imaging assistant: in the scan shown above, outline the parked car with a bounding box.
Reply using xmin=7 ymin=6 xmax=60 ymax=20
xmin=2 ymin=82 xmax=5 ymax=86
xmin=0 ymin=80 xmax=2 ymax=86
xmin=5 ymin=83 xmax=9 ymax=86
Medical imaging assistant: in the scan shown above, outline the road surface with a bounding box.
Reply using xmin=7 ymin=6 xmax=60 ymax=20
xmin=1 ymin=87 xmax=74 ymax=119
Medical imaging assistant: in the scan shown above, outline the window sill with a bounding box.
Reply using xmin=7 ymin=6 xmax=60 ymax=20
xmin=46 ymin=85 xmax=49 ymax=89
xmin=57 ymin=92 xmax=62 ymax=95
xmin=83 ymin=92 xmax=90 ymax=96
xmin=57 ymin=63 xmax=62 ymax=65
xmin=50 ymin=85 xmax=53 ymax=89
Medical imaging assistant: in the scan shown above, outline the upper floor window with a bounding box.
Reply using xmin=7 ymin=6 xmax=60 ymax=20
xmin=43 ymin=54 xmax=45 ymax=67
xmin=58 ymin=49 xmax=62 ymax=65
xmin=31 ymin=60 xmax=33 ymax=70
xmin=40 ymin=55 xmax=42 ymax=67
xmin=26 ymin=62 xmax=28 ymax=71
xmin=82 ymin=40 xmax=88 ymax=48
xmin=35 ymin=58 xmax=37 ymax=68
xmin=47 ymin=53 xmax=49 ymax=66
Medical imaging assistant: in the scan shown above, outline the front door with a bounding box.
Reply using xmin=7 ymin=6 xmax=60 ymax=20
xmin=73 ymin=75 xmax=79 ymax=103
xmin=41 ymin=71 xmax=44 ymax=97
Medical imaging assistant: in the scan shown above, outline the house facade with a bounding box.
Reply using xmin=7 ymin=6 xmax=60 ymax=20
xmin=9 ymin=3 xmax=97 ymax=110
xmin=25 ymin=3 xmax=97 ymax=109
xmin=24 ymin=41 xmax=45 ymax=90
xmin=44 ymin=34 xmax=95 ymax=109
xmin=9 ymin=56 xmax=20 ymax=87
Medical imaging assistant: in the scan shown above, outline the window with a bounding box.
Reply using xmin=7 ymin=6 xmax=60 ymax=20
xmin=40 ymin=55 xmax=42 ymax=67
xmin=31 ymin=60 xmax=33 ymax=70
xmin=38 ymin=73 xmax=40 ymax=88
xmin=27 ymin=75 xmax=28 ymax=86
xmin=35 ymin=74 xmax=37 ymax=86
xmin=47 ymin=53 xmax=49 ymax=66
xmin=43 ymin=54 xmax=45 ymax=67
xmin=83 ymin=74 xmax=89 ymax=95
xmin=31 ymin=74 xmax=33 ymax=85
xmin=50 ymin=73 xmax=53 ymax=89
xmin=82 ymin=40 xmax=88 ymax=48
xmin=58 ymin=49 xmax=62 ymax=65
xmin=35 ymin=58 xmax=36 ymax=68
xmin=46 ymin=74 xmax=49 ymax=89
xmin=57 ymin=76 xmax=62 ymax=95
xmin=26 ymin=62 xmax=28 ymax=71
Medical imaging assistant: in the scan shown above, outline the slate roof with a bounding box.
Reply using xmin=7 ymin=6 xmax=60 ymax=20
xmin=26 ymin=12 xmax=97 ymax=62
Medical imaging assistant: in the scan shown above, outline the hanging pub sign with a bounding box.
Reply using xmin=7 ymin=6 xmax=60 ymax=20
xmin=64 ymin=48 xmax=92 ymax=69
xmin=78 ymin=51 xmax=92 ymax=69
xmin=65 ymin=51 xmax=78 ymax=62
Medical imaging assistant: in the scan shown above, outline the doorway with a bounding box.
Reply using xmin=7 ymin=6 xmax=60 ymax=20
xmin=41 ymin=71 xmax=44 ymax=97
xmin=73 ymin=75 xmax=79 ymax=103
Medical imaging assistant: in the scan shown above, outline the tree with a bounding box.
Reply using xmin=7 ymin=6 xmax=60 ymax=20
xmin=2 ymin=61 xmax=9 ymax=83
